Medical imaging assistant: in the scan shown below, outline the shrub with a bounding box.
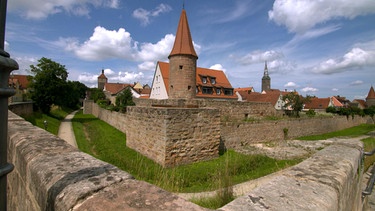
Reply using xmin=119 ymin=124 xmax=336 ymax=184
xmin=306 ymin=109 xmax=316 ymax=117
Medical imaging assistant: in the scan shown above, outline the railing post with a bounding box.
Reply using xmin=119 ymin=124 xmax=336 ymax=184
xmin=0 ymin=0 xmax=19 ymax=210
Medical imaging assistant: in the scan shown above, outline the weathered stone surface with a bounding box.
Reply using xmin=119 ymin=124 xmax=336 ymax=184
xmin=220 ymin=141 xmax=364 ymax=211
xmin=74 ymin=179 xmax=209 ymax=211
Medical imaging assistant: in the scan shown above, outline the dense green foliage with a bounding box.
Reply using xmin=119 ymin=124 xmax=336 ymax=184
xmin=362 ymin=137 xmax=375 ymax=171
xmin=22 ymin=106 xmax=72 ymax=135
xmin=72 ymin=111 xmax=299 ymax=193
xmin=283 ymin=92 xmax=311 ymax=117
xmin=115 ymin=88 xmax=135 ymax=112
xmin=88 ymin=88 xmax=106 ymax=103
xmin=29 ymin=57 xmax=87 ymax=113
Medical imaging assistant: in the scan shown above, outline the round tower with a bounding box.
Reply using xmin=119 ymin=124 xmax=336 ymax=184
xmin=366 ymin=86 xmax=375 ymax=107
xmin=168 ymin=9 xmax=198 ymax=99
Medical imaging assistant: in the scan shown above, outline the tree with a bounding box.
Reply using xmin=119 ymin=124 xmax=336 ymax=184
xmin=29 ymin=57 xmax=68 ymax=113
xmin=89 ymin=88 xmax=106 ymax=102
xmin=282 ymin=92 xmax=311 ymax=117
xmin=115 ymin=88 xmax=135 ymax=112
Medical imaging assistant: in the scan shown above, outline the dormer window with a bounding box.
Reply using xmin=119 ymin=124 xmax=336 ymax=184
xmin=216 ymin=88 xmax=221 ymax=95
xmin=202 ymin=77 xmax=207 ymax=84
xmin=211 ymin=77 xmax=216 ymax=84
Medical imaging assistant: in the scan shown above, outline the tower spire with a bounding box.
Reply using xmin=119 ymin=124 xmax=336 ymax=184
xmin=168 ymin=9 xmax=197 ymax=59
xmin=264 ymin=61 xmax=269 ymax=77
xmin=262 ymin=61 xmax=271 ymax=91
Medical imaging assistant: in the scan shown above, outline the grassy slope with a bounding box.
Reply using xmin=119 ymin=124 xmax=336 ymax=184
xmin=72 ymin=110 xmax=299 ymax=193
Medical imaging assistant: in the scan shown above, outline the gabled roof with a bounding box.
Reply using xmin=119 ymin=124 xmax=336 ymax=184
xmin=353 ymin=99 xmax=367 ymax=108
xmin=331 ymin=96 xmax=343 ymax=107
xmin=156 ymin=61 xmax=236 ymax=99
xmin=304 ymin=98 xmax=331 ymax=109
xmin=234 ymin=87 xmax=254 ymax=93
xmin=240 ymin=90 xmax=281 ymax=106
xmin=104 ymin=83 xmax=133 ymax=95
xmin=9 ymin=75 xmax=30 ymax=89
xmin=169 ymin=9 xmax=198 ymax=59
xmin=367 ymin=86 xmax=375 ymax=99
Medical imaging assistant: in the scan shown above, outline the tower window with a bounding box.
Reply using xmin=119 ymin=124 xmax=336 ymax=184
xmin=179 ymin=65 xmax=183 ymax=70
xmin=188 ymin=86 xmax=191 ymax=90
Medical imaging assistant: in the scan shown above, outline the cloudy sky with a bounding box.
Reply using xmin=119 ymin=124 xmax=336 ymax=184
xmin=4 ymin=0 xmax=375 ymax=100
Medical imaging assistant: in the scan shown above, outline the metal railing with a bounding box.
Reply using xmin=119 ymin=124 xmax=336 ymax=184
xmin=362 ymin=148 xmax=375 ymax=197
xmin=0 ymin=0 xmax=18 ymax=210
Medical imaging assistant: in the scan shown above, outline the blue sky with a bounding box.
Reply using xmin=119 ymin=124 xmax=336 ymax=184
xmin=4 ymin=0 xmax=375 ymax=100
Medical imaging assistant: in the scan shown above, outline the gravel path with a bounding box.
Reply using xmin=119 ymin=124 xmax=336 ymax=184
xmin=58 ymin=110 xmax=79 ymax=148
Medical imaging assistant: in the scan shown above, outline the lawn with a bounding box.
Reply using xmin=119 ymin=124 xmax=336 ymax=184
xmin=72 ymin=110 xmax=300 ymax=193
xmin=21 ymin=106 xmax=73 ymax=135
xmin=298 ymin=124 xmax=375 ymax=140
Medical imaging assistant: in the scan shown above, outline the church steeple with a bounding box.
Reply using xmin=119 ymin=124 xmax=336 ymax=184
xmin=168 ymin=9 xmax=198 ymax=59
xmin=262 ymin=61 xmax=271 ymax=92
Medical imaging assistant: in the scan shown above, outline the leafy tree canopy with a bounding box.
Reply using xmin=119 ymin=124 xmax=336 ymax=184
xmin=282 ymin=92 xmax=311 ymax=117
xmin=29 ymin=57 xmax=87 ymax=113
xmin=115 ymin=88 xmax=135 ymax=112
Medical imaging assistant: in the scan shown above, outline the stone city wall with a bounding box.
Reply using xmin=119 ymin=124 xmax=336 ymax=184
xmin=84 ymin=101 xmax=221 ymax=167
xmin=7 ymin=111 xmax=206 ymax=211
xmin=221 ymin=115 xmax=370 ymax=149
xmin=8 ymin=101 xmax=33 ymax=116
xmin=7 ymin=111 xmax=368 ymax=210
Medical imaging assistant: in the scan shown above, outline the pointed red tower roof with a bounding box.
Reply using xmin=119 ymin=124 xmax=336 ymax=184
xmin=169 ymin=9 xmax=198 ymax=59
xmin=366 ymin=86 xmax=375 ymax=99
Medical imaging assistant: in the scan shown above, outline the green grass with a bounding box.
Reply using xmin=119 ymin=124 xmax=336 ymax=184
xmin=72 ymin=110 xmax=300 ymax=193
xmin=298 ymin=124 xmax=375 ymax=140
xmin=362 ymin=137 xmax=375 ymax=171
xmin=22 ymin=106 xmax=73 ymax=135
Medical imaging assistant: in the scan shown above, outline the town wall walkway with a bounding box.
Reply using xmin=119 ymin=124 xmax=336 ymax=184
xmin=57 ymin=110 xmax=78 ymax=148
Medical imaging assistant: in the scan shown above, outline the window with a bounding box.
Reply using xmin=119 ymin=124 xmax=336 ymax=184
xmin=179 ymin=65 xmax=183 ymax=70
xmin=224 ymin=89 xmax=233 ymax=95
xmin=202 ymin=87 xmax=213 ymax=94
xmin=211 ymin=77 xmax=216 ymax=84
xmin=216 ymin=88 xmax=221 ymax=95
xmin=202 ymin=77 xmax=207 ymax=84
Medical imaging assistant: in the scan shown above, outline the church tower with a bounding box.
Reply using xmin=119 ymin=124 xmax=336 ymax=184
xmin=261 ymin=61 xmax=271 ymax=92
xmin=97 ymin=69 xmax=107 ymax=90
xmin=168 ymin=9 xmax=198 ymax=99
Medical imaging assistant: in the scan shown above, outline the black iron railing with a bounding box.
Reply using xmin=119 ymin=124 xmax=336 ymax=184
xmin=362 ymin=148 xmax=375 ymax=197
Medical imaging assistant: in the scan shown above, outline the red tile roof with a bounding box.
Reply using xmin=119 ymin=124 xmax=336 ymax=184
xmin=104 ymin=83 xmax=133 ymax=95
xmin=234 ymin=87 xmax=254 ymax=93
xmin=353 ymin=99 xmax=367 ymax=108
xmin=157 ymin=61 xmax=236 ymax=99
xmin=169 ymin=9 xmax=198 ymax=59
xmin=240 ymin=91 xmax=281 ymax=105
xmin=9 ymin=75 xmax=30 ymax=89
xmin=367 ymin=86 xmax=375 ymax=99
xmin=304 ymin=97 xmax=331 ymax=109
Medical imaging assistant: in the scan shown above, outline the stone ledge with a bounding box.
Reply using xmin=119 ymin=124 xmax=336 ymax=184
xmin=220 ymin=141 xmax=363 ymax=211
xmin=7 ymin=111 xmax=206 ymax=211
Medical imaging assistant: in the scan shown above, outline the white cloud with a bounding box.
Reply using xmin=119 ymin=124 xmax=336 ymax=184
xmin=78 ymin=72 xmax=98 ymax=84
xmin=350 ymin=80 xmax=364 ymax=86
xmin=116 ymin=71 xmax=144 ymax=83
xmin=284 ymin=82 xmax=298 ymax=88
xmin=238 ymin=50 xmax=284 ymax=65
xmin=209 ymin=64 xmax=226 ymax=73
xmin=138 ymin=62 xmax=156 ymax=72
xmin=60 ymin=26 xmax=137 ymax=61
xmin=137 ymin=34 xmax=175 ymax=61
xmin=268 ymin=60 xmax=296 ymax=74
xmin=269 ymin=0 xmax=375 ymax=34
xmin=60 ymin=27 xmax=179 ymax=63
xmin=4 ymin=41 xmax=9 ymax=51
xmin=12 ymin=56 xmax=38 ymax=75
xmin=8 ymin=0 xmax=119 ymax=19
xmin=332 ymin=88 xmax=339 ymax=92
xmin=301 ymin=87 xmax=318 ymax=93
xmin=132 ymin=4 xmax=172 ymax=26
xmin=312 ymin=47 xmax=375 ymax=74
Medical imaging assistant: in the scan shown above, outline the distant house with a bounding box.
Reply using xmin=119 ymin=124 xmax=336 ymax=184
xmin=303 ymin=96 xmax=343 ymax=112
xmin=149 ymin=61 xmax=237 ymax=100
xmin=234 ymin=87 xmax=255 ymax=101
xmin=8 ymin=74 xmax=31 ymax=103
xmin=103 ymin=83 xmax=141 ymax=105
xmin=351 ymin=99 xmax=367 ymax=109
xmin=236 ymin=89 xmax=292 ymax=110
